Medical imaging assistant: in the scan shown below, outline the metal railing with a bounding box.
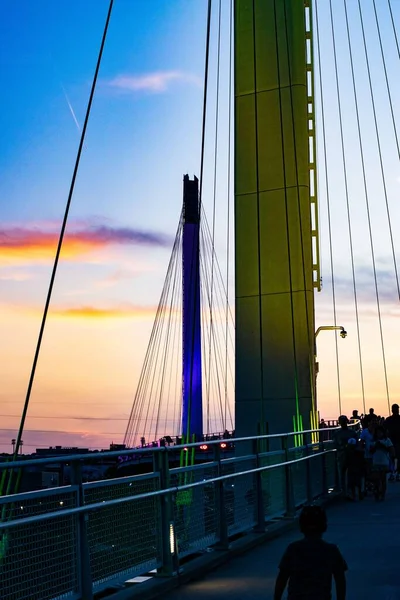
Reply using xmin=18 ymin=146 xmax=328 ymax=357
xmin=0 ymin=426 xmax=349 ymax=600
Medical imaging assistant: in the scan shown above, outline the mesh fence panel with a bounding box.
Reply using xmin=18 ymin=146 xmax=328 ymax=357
xmin=221 ymin=457 xmax=257 ymax=536
xmin=309 ymin=450 xmax=324 ymax=498
xmin=289 ymin=448 xmax=308 ymax=507
xmin=0 ymin=441 xmax=341 ymax=599
xmin=0 ymin=489 xmax=78 ymax=600
xmin=259 ymin=451 xmax=286 ymax=518
xmin=84 ymin=475 xmax=161 ymax=588
xmin=325 ymin=450 xmax=337 ymax=490
xmin=171 ymin=463 xmax=218 ymax=558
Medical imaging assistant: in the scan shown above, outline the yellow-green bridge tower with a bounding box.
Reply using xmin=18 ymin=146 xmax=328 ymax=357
xmin=234 ymin=0 xmax=320 ymax=439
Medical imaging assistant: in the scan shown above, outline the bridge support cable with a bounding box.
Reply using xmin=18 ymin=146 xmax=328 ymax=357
xmin=328 ymin=0 xmax=366 ymax=414
xmin=388 ymin=1 xmax=400 ymax=62
xmin=142 ymin=230 xmax=182 ymax=441
xmin=314 ymin=0 xmax=342 ymax=415
xmin=362 ymin=1 xmax=400 ymax=304
xmin=123 ymin=220 xmax=183 ymax=447
xmin=124 ymin=223 xmax=180 ymax=445
xmin=206 ymin=0 xmax=222 ymax=435
xmin=154 ymin=232 xmax=183 ymax=441
xmin=199 ymin=0 xmax=212 ymax=206
xmin=344 ymin=1 xmax=391 ymax=411
xmin=202 ymin=211 xmax=235 ymax=334
xmin=199 ymin=225 xmax=234 ymax=433
xmin=224 ymin=0 xmax=233 ymax=432
xmin=164 ymin=260 xmax=183 ymax=438
xmin=200 ymin=216 xmax=235 ymax=408
xmin=180 ymin=0 xmax=212 ymax=444
xmin=5 ymin=0 xmax=114 ymax=496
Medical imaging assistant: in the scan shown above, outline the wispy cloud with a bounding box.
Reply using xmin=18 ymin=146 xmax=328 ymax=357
xmin=0 ymin=223 xmax=172 ymax=265
xmin=323 ymin=259 xmax=400 ymax=305
xmin=0 ymin=302 xmax=179 ymax=321
xmin=51 ymin=305 xmax=158 ymax=320
xmin=0 ymin=268 xmax=33 ymax=281
xmin=96 ymin=267 xmax=149 ymax=289
xmin=107 ymin=70 xmax=201 ymax=94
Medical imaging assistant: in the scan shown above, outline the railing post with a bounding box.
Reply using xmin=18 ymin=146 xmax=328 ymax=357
xmin=252 ymin=439 xmax=265 ymax=532
xmin=213 ymin=444 xmax=229 ymax=548
xmin=334 ymin=448 xmax=340 ymax=492
xmin=319 ymin=440 xmax=328 ymax=496
xmin=154 ymin=449 xmax=175 ymax=576
xmin=304 ymin=434 xmax=313 ymax=503
xmin=71 ymin=461 xmax=93 ymax=600
xmin=282 ymin=436 xmax=295 ymax=517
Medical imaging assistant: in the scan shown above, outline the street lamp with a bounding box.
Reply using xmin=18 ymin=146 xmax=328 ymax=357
xmin=314 ymin=325 xmax=347 ymax=377
xmin=315 ymin=325 xmax=347 ymax=339
xmin=314 ymin=326 xmax=347 ymax=417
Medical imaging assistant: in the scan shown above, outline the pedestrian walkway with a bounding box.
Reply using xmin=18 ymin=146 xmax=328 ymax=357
xmin=164 ymin=484 xmax=400 ymax=600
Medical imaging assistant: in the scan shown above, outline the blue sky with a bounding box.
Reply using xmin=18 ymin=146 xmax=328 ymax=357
xmin=1 ymin=0 xmax=400 ymax=451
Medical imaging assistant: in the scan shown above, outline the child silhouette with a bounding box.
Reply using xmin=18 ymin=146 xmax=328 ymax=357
xmin=274 ymin=506 xmax=347 ymax=600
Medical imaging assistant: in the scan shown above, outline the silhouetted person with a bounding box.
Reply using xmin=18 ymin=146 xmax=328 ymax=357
xmin=371 ymin=424 xmax=394 ymax=500
xmin=350 ymin=409 xmax=361 ymax=433
xmin=319 ymin=419 xmax=329 ymax=442
xmin=333 ymin=416 xmax=357 ymax=496
xmin=274 ymin=506 xmax=347 ymax=600
xmin=346 ymin=438 xmax=364 ymax=501
xmin=385 ymin=403 xmax=400 ymax=482
xmin=363 ymin=408 xmax=376 ymax=427
xmin=361 ymin=417 xmax=377 ymax=494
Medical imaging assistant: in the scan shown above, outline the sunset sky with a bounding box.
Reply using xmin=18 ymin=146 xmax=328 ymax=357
xmin=1 ymin=0 xmax=400 ymax=452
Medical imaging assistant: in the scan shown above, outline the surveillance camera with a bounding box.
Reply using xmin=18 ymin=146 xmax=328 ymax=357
xmin=340 ymin=329 xmax=347 ymax=339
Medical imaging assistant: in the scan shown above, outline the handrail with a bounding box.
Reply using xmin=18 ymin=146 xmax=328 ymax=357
xmin=0 ymin=446 xmax=336 ymax=530
xmin=0 ymin=422 xmax=354 ymax=471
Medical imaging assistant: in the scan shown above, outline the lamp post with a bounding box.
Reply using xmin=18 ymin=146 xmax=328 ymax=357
xmin=315 ymin=325 xmax=347 ymax=339
xmin=314 ymin=326 xmax=347 ymax=419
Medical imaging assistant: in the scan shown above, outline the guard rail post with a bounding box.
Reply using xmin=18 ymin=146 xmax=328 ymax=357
xmin=214 ymin=444 xmax=229 ymax=548
xmin=282 ymin=435 xmax=295 ymax=517
xmin=304 ymin=434 xmax=313 ymax=503
xmin=71 ymin=460 xmax=93 ymax=600
xmin=334 ymin=446 xmax=340 ymax=492
xmin=252 ymin=438 xmax=265 ymax=532
xmin=154 ymin=449 xmax=175 ymax=576
xmin=319 ymin=439 xmax=328 ymax=496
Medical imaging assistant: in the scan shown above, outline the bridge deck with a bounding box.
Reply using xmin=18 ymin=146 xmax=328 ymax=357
xmin=164 ymin=484 xmax=400 ymax=600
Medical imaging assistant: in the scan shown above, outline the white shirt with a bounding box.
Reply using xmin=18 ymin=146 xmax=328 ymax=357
xmin=372 ymin=438 xmax=393 ymax=468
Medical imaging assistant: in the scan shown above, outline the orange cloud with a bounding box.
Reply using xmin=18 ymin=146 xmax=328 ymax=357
xmin=51 ymin=305 xmax=159 ymax=319
xmin=0 ymin=224 xmax=171 ymax=265
xmin=0 ymin=302 xmax=165 ymax=320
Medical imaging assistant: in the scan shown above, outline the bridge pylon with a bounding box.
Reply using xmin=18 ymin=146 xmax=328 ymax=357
xmin=182 ymin=175 xmax=203 ymax=441
xmin=234 ymin=0 xmax=319 ymax=439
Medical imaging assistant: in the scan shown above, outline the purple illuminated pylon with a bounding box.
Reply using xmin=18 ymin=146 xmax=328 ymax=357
xmin=181 ymin=175 xmax=203 ymax=440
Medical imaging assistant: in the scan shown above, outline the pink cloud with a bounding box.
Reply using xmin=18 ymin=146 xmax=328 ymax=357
xmin=0 ymin=223 xmax=171 ymax=265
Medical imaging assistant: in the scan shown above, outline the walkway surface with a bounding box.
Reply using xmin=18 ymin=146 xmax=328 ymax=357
xmin=164 ymin=483 xmax=400 ymax=600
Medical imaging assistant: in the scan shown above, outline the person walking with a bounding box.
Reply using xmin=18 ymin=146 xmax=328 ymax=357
xmin=385 ymin=403 xmax=400 ymax=482
xmin=274 ymin=506 xmax=347 ymax=600
xmin=371 ymin=425 xmax=395 ymax=501
xmin=360 ymin=418 xmax=376 ymax=495
xmin=333 ymin=416 xmax=357 ymax=497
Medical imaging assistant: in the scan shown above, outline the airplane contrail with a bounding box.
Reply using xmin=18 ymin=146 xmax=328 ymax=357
xmin=60 ymin=82 xmax=81 ymax=133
